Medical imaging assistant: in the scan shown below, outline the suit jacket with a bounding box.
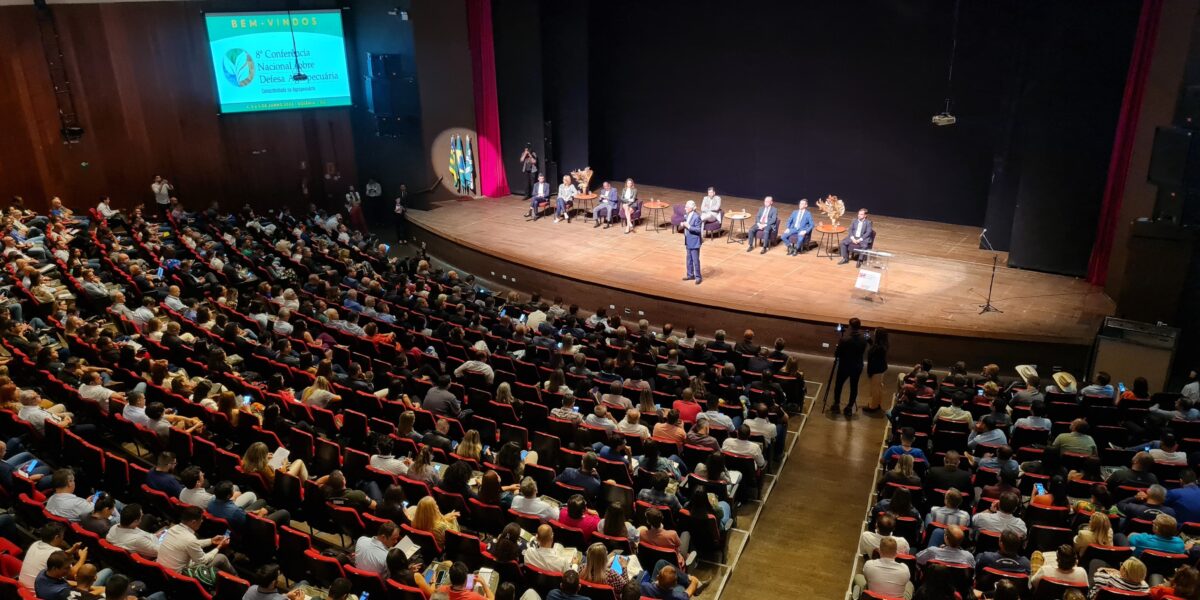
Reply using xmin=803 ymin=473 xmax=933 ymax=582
xmin=532 ymin=182 xmax=550 ymax=199
xmin=849 ymin=218 xmax=874 ymax=243
xmin=683 ymin=211 xmax=703 ymax=249
xmin=753 ymin=206 xmax=778 ymax=230
xmin=599 ymin=188 xmax=618 ymax=204
xmin=783 ymin=209 xmax=814 ymax=236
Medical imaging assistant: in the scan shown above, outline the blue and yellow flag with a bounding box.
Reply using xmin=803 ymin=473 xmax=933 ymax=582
xmin=448 ymin=136 xmax=460 ymax=191
xmin=453 ymin=135 xmax=467 ymax=193
xmin=462 ymin=135 xmax=475 ymax=193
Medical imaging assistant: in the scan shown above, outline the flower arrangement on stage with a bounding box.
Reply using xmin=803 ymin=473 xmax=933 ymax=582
xmin=570 ymin=167 xmax=594 ymax=194
xmin=816 ymin=195 xmax=846 ymax=228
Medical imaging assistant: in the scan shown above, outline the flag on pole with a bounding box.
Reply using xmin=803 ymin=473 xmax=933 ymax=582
xmin=454 ymin=135 xmax=467 ymax=194
xmin=462 ymin=135 xmax=475 ymax=193
xmin=448 ymin=136 xmax=460 ymax=191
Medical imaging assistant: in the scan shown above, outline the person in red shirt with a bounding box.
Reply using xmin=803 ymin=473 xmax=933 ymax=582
xmin=672 ymin=389 xmax=704 ymax=424
xmin=438 ymin=561 xmax=494 ymax=600
xmin=557 ymin=494 xmax=601 ymax=541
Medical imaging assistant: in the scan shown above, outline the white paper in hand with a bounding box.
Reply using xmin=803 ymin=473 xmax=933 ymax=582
xmin=393 ymin=536 xmax=421 ymax=560
xmin=267 ymin=447 xmax=290 ymax=470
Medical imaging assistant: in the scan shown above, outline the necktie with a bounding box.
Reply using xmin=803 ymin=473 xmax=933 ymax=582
xmin=759 ymin=210 xmax=767 ymax=226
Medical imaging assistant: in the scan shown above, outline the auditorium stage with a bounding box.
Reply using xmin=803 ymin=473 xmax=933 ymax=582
xmin=406 ymin=185 xmax=1115 ymax=369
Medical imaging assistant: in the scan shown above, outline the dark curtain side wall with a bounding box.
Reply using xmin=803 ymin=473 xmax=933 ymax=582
xmin=540 ymin=0 xmax=588 ymax=182
xmin=410 ymin=0 xmax=477 ymax=197
xmin=584 ymin=0 xmax=1011 ymax=226
xmin=493 ymin=0 xmax=545 ymax=195
xmin=1006 ymin=0 xmax=1141 ymax=276
xmin=347 ymin=0 xmax=426 ymax=217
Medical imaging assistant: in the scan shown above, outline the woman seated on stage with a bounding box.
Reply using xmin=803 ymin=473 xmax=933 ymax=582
xmin=555 ymin=175 xmax=577 ymax=224
xmin=620 ymin=178 xmax=638 ymax=234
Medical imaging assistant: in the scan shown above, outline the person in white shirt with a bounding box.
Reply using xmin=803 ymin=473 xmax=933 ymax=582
xmin=369 ymin=438 xmax=411 ymax=476
xmin=123 ymin=392 xmax=150 ymax=427
xmin=157 ymin=506 xmax=234 ymax=575
xmin=510 ymin=478 xmax=558 ymax=521
xmin=526 ymin=303 xmax=548 ymax=331
xmin=45 ymin=469 xmax=97 ymax=522
xmin=858 ymin=514 xmax=912 ymax=556
xmin=743 ymin=406 xmax=776 ymax=445
xmin=96 ymin=196 xmax=120 ymax=220
xmin=106 ymin=504 xmax=161 ymax=558
xmin=522 ymin=524 xmax=575 ymax=572
xmin=1182 ymin=369 xmax=1199 ymax=404
xmin=151 ymin=176 xmax=173 ymax=218
xmin=19 ymin=523 xmax=71 ymax=590
xmin=721 ymin=425 xmax=767 ymax=469
xmin=354 ymin=521 xmax=399 ymax=576
xmin=699 ymin=187 xmax=722 ymax=223
xmin=163 ymin=285 xmax=185 ymax=312
xmin=855 ymin=536 xmax=913 ymax=599
xmin=599 ymin=381 xmax=633 ymax=410
xmin=78 ymin=371 xmax=139 ymax=414
xmin=554 ymin=175 xmax=578 ymax=224
xmin=971 ymin=492 xmax=1027 ymax=536
xmin=584 ymin=406 xmax=618 ymax=432
xmin=179 ymin=467 xmax=257 ymax=509
xmin=453 ymin=348 xmax=495 ymax=384
xmin=615 ymin=409 xmax=651 ymax=439
xmin=17 ymin=390 xmax=73 ymax=434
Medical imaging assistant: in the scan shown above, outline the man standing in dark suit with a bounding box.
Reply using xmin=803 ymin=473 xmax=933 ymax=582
xmin=839 ymin=208 xmax=874 ymax=265
xmin=681 ymin=200 xmax=703 ymax=285
xmin=831 ymin=317 xmax=869 ymax=417
xmin=527 ymin=174 xmax=550 ymax=221
xmin=746 ymin=196 xmax=779 ymax=254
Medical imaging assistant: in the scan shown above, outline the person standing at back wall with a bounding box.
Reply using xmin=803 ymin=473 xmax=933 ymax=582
xmin=519 ymin=145 xmax=539 ymax=198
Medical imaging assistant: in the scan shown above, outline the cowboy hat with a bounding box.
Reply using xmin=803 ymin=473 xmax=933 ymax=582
xmin=1015 ymin=365 xmax=1038 ymax=387
xmin=1052 ymin=371 xmax=1077 ymax=393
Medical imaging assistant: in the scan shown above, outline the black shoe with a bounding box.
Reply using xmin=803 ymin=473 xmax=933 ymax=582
xmin=829 ymin=404 xmax=840 ymax=414
xmin=604 ymin=224 xmax=610 ymax=229
xmin=682 ymin=277 xmax=695 ymax=281
xmin=844 ymin=406 xmax=854 ymax=417
xmin=837 ymin=258 xmax=850 ymax=265
xmin=695 ymin=278 xmax=702 ymax=285
xmin=746 ymin=244 xmax=754 ymax=252
xmin=760 ymin=247 xmax=767 ymax=254
xmin=593 ymin=221 xmax=600 ymax=228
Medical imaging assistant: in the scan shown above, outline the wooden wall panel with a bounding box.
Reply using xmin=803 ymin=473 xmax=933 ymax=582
xmin=0 ymin=2 xmax=356 ymax=214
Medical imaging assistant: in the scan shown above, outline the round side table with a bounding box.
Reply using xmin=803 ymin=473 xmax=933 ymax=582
xmin=815 ymin=223 xmax=847 ymax=260
xmin=725 ymin=211 xmax=751 ymax=243
xmin=642 ymin=201 xmax=670 ymax=233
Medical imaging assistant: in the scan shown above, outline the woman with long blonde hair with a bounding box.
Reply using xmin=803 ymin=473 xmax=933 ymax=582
xmin=1074 ymin=511 xmax=1114 ymax=556
xmin=637 ymin=384 xmax=664 ymax=417
xmin=581 ymin=542 xmax=629 ymax=589
xmin=241 ymin=441 xmax=308 ymax=489
xmin=406 ymin=496 xmax=460 ymax=546
xmin=301 ymin=376 xmax=340 ymax=408
xmin=456 ymin=429 xmax=485 ymax=462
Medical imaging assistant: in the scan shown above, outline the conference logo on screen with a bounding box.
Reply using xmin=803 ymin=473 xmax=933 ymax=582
xmin=221 ymin=49 xmax=256 ymax=87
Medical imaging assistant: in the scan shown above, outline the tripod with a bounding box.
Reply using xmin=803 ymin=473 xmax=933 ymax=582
xmin=820 ymin=356 xmax=840 ymax=412
xmin=979 ymin=231 xmax=1003 ymax=315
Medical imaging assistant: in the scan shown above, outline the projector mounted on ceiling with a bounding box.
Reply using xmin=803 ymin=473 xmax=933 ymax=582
xmin=932 ymin=112 xmax=957 ymax=127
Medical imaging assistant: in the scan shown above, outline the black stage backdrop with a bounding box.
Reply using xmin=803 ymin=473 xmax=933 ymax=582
xmin=586 ymin=0 xmax=1022 ymax=226
xmin=496 ymin=0 xmax=1141 ymax=274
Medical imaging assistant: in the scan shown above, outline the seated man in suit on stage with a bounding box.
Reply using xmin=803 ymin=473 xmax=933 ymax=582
xmin=839 ymin=208 xmax=874 ymax=265
xmin=592 ymin=181 xmax=619 ymax=228
xmin=780 ymin=199 xmax=814 ymax=256
xmin=555 ymin=175 xmax=578 ymax=224
xmin=700 ymin=187 xmax=722 ymax=223
xmin=527 ymin=174 xmax=550 ymax=221
xmin=746 ymin=196 xmax=779 ymax=254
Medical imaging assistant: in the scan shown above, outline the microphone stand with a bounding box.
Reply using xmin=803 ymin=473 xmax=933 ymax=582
xmin=979 ymin=231 xmax=1003 ymax=314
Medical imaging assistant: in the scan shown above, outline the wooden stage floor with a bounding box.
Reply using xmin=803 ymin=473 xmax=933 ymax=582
xmin=407 ymin=185 xmax=1113 ymax=347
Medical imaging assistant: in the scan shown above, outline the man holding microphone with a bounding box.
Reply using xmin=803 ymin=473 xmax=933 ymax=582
xmin=681 ymin=200 xmax=703 ymax=285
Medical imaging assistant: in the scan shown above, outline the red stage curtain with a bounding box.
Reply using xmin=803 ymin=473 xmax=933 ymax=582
xmin=1087 ymin=0 xmax=1163 ymax=286
xmin=466 ymin=0 xmax=510 ymax=198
